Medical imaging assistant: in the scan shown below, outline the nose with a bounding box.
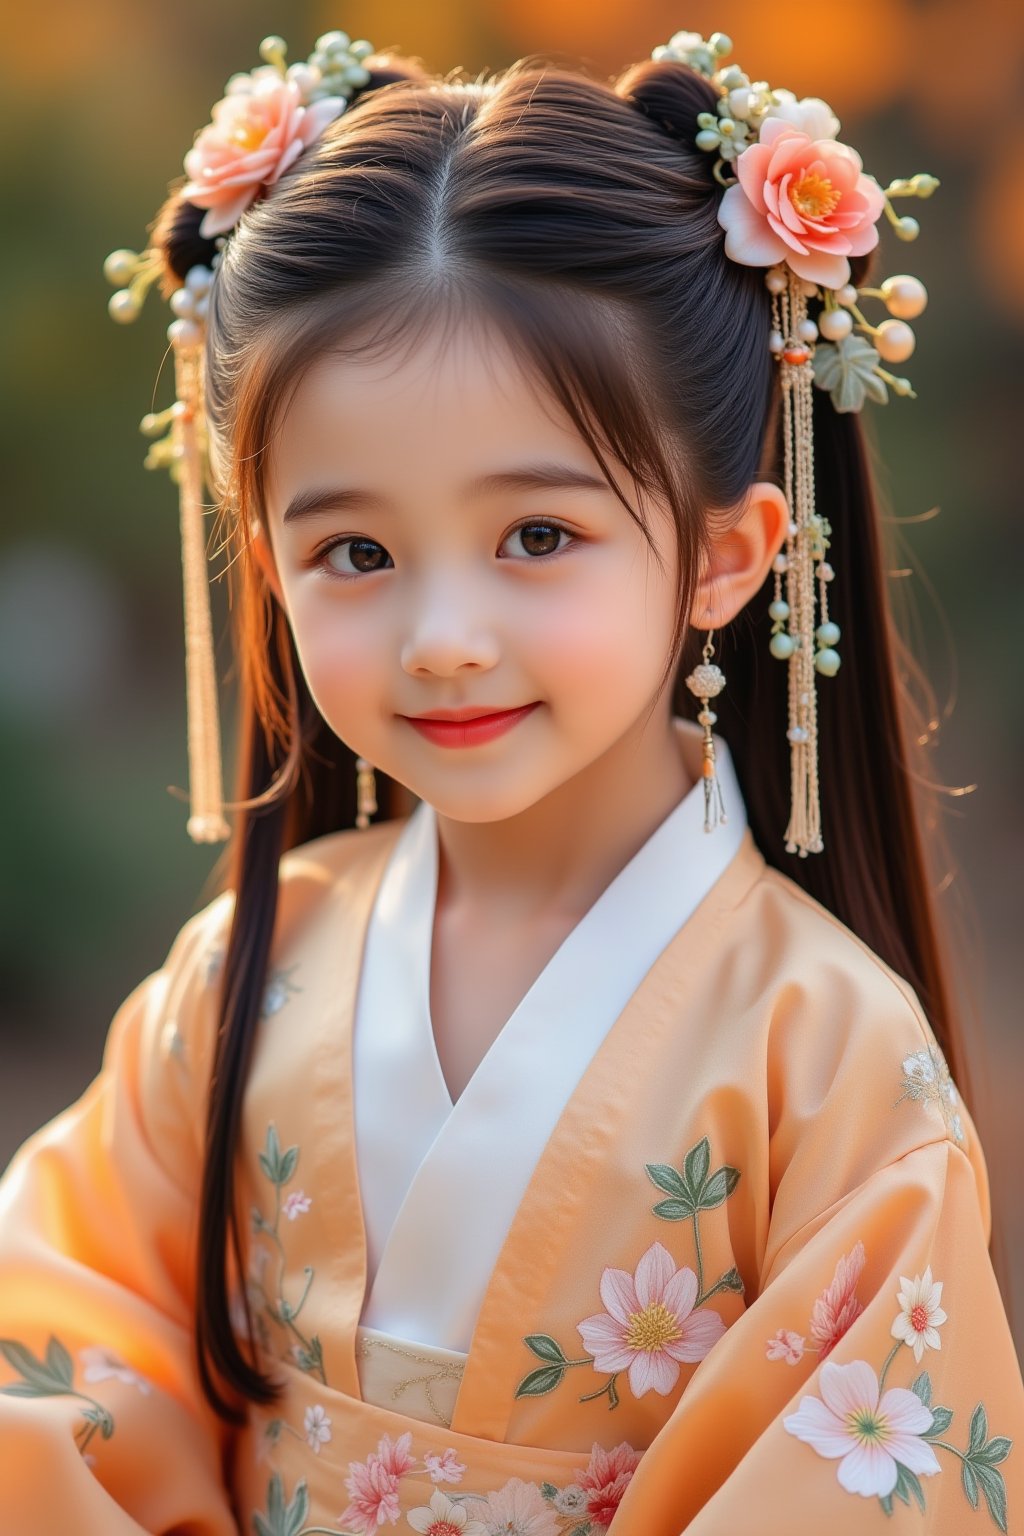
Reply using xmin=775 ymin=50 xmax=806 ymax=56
xmin=399 ymin=575 xmax=501 ymax=677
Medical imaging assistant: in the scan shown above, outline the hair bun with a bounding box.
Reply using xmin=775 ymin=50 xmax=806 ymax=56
xmin=615 ymin=56 xmax=721 ymax=169
xmin=147 ymin=50 xmax=431 ymax=291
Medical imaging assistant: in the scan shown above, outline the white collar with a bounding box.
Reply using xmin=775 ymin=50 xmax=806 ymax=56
xmin=354 ymin=719 xmax=749 ymax=1347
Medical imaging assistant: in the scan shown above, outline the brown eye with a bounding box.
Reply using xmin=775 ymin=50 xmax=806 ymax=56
xmin=503 ymin=522 xmax=573 ymax=559
xmin=318 ymin=537 xmax=393 ymax=577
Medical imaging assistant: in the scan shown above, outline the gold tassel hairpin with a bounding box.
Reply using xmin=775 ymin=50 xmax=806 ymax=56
xmin=653 ymin=26 xmax=937 ymax=857
xmin=170 ymin=334 xmax=231 ymax=843
xmin=102 ymin=28 xmax=378 ymax=843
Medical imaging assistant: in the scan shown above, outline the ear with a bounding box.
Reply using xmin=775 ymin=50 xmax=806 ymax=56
xmin=690 ymin=481 xmax=790 ymax=631
xmin=250 ymin=517 xmax=286 ymax=606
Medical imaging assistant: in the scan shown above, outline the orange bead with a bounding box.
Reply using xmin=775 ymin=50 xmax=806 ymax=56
xmin=702 ymin=758 xmax=715 ymax=778
xmin=783 ymin=346 xmax=810 ymax=365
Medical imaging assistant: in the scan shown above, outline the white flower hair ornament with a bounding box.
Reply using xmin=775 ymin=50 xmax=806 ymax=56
xmin=658 ymin=29 xmax=938 ymax=856
xmin=102 ymin=32 xmax=376 ymax=843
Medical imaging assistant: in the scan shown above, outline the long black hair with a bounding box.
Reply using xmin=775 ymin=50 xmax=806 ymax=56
xmin=148 ymin=47 xmax=989 ymax=1422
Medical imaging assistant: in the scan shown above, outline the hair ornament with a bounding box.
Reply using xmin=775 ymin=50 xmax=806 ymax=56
xmin=654 ymin=27 xmax=940 ymax=855
xmin=102 ymin=30 xmax=376 ymax=843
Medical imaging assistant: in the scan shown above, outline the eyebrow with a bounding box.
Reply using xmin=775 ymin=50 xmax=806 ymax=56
xmin=281 ymin=463 xmax=613 ymax=526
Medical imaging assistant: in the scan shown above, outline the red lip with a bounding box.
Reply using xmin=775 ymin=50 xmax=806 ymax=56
xmin=402 ymin=701 xmax=540 ymax=747
xmin=406 ymin=706 xmax=529 ymax=721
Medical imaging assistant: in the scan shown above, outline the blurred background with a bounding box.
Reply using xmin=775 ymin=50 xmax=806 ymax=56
xmin=1 ymin=0 xmax=1022 ymax=1350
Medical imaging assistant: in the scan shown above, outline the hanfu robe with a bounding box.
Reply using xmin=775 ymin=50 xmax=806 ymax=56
xmin=1 ymin=715 xmax=1022 ymax=1535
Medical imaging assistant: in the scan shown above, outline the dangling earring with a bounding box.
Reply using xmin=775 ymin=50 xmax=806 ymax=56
xmin=355 ymin=756 xmax=377 ymax=830
xmin=685 ymin=630 xmax=728 ymax=834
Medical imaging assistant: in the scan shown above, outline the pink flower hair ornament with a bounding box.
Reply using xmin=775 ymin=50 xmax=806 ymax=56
xmin=100 ymin=29 xmax=378 ymax=844
xmin=652 ymin=28 xmax=938 ymax=413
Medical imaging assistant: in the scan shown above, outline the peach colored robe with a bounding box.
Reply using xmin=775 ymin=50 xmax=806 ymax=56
xmin=1 ymin=816 xmax=1022 ymax=1534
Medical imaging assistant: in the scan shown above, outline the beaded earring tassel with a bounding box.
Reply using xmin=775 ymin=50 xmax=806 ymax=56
xmin=355 ymin=757 xmax=378 ymax=830
xmin=171 ymin=333 xmax=230 ymax=844
xmin=684 ymin=631 xmax=728 ymax=833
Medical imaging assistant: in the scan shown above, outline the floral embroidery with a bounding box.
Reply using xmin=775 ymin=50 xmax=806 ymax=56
xmin=304 ymin=1403 xmax=332 ymax=1453
xmin=778 ymin=1247 xmax=1013 ymax=1529
xmin=407 ymin=1488 xmax=486 ymax=1533
xmin=206 ymin=945 xmax=304 ymax=1019
xmin=896 ymin=1044 xmax=965 ymax=1145
xmin=0 ymin=1336 xmax=154 ymax=1455
xmin=765 ymin=1239 xmax=865 ymax=1365
xmin=517 ymin=1136 xmax=742 ymax=1410
xmin=246 ymin=1122 xmax=326 ymax=1384
xmin=251 ymin=1436 xmax=641 ymax=1535
xmin=79 ymin=1345 xmax=154 ymax=1394
xmin=891 ymin=1266 xmax=947 ymax=1363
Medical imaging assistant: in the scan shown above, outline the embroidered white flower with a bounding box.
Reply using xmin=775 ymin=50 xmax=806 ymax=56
xmin=304 ymin=1403 xmax=332 ymax=1453
xmin=424 ymin=1447 xmax=467 ymax=1483
xmin=783 ymin=1359 xmax=940 ymax=1497
xmin=552 ymin=1483 xmax=590 ymax=1516
xmin=78 ymin=1347 xmax=152 ymax=1395
xmin=406 ymin=1487 xmax=487 ymax=1534
xmin=891 ymin=1266 xmax=947 ymax=1363
xmin=282 ymin=1189 xmax=312 ymax=1220
xmin=895 ymin=1044 xmax=966 ymax=1145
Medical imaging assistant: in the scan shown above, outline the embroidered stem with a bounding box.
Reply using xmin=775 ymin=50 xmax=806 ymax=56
xmin=877 ymin=1340 xmax=902 ymax=1391
xmin=691 ymin=1212 xmax=705 ymax=1301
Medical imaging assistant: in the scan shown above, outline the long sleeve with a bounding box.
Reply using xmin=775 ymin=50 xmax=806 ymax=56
xmin=618 ymin=907 xmax=1024 ymax=1534
xmin=0 ymin=892 xmax=241 ymax=1534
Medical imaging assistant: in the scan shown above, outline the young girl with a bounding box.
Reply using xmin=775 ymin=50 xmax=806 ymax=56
xmin=2 ymin=23 xmax=1021 ymax=1535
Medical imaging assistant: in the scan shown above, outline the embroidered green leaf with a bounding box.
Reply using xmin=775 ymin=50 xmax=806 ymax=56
xmin=717 ymin=1266 xmax=745 ymax=1294
xmin=515 ymin=1364 xmax=567 ymax=1398
xmin=0 ymin=1336 xmax=75 ymax=1395
xmin=698 ymin=1166 xmax=740 ymax=1210
xmin=963 ymin=1460 xmax=980 ymax=1508
xmin=645 ymin=1162 xmax=690 ymax=1200
xmin=910 ymin=1371 xmax=953 ymax=1436
xmin=651 ymin=1196 xmax=696 ymax=1221
xmin=977 ymin=1437 xmax=1013 ymax=1466
xmin=922 ymin=1405 xmax=954 ymax=1438
xmin=684 ymin=1137 xmax=711 ymax=1194
xmin=969 ymin=1403 xmax=989 ymax=1456
xmin=892 ymin=1461 xmax=926 ymax=1513
xmin=257 ymin=1124 xmax=299 ymax=1187
xmin=80 ymin=1403 xmax=116 ymax=1439
xmin=524 ymin=1334 xmax=568 ymax=1365
xmin=972 ymin=1461 xmax=1008 ymax=1533
xmin=540 ymin=1482 xmax=559 ymax=1500
xmin=252 ymin=1472 xmax=309 ymax=1536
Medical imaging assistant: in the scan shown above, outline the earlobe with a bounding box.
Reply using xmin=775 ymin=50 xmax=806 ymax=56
xmin=692 ymin=480 xmax=790 ymax=631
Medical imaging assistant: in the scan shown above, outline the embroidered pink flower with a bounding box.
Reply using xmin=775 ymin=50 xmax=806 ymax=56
xmin=182 ymin=67 xmax=346 ymax=238
xmin=339 ymin=1431 xmax=415 ymax=1533
xmin=891 ymin=1266 xmax=947 ymax=1363
xmin=407 ymin=1488 xmax=487 ymax=1534
xmin=577 ymin=1241 xmax=726 ymax=1397
xmin=765 ymin=1327 xmax=805 ymax=1364
xmin=282 ymin=1189 xmax=312 ymax=1220
xmin=473 ymin=1478 xmax=559 ymax=1534
xmin=576 ymin=1441 xmax=643 ymax=1530
xmin=424 ymin=1447 xmax=467 ymax=1484
xmin=783 ymin=1359 xmax=940 ymax=1497
xmin=810 ymin=1239 xmax=866 ymax=1358
xmin=717 ymin=118 xmax=886 ymax=288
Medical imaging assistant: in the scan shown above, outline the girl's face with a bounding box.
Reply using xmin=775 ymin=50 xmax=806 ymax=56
xmin=259 ymin=314 xmax=771 ymax=824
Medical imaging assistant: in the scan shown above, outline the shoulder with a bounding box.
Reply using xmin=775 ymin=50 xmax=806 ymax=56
xmin=736 ymin=857 xmax=972 ymax=1158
